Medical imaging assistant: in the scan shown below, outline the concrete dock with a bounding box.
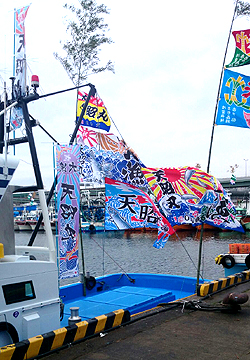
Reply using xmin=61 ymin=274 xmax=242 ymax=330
xmin=41 ymin=281 xmax=250 ymax=360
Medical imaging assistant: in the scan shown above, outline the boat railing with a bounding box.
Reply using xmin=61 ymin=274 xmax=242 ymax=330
xmin=15 ymin=245 xmax=50 ymax=259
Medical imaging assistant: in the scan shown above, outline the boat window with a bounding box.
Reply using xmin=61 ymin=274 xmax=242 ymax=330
xmin=2 ymin=281 xmax=36 ymax=305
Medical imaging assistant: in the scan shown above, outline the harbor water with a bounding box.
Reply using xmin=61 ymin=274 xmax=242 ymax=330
xmin=15 ymin=229 xmax=250 ymax=282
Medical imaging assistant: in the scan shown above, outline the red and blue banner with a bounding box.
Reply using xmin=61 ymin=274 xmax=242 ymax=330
xmin=142 ymin=166 xmax=244 ymax=233
xmin=105 ymin=178 xmax=175 ymax=248
xmin=215 ymin=69 xmax=250 ymax=129
xmin=56 ymin=144 xmax=80 ymax=279
xmin=77 ymin=91 xmax=111 ymax=132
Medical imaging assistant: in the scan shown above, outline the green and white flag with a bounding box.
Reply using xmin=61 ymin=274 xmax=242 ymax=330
xmin=230 ymin=174 xmax=236 ymax=185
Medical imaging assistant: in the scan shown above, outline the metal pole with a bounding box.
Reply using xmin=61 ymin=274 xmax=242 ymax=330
xmin=196 ymin=1 xmax=239 ymax=290
xmin=207 ymin=1 xmax=239 ymax=175
xmin=244 ymin=159 xmax=248 ymax=177
xmin=3 ymin=83 xmax=7 ymax=177
xmin=21 ymin=94 xmax=56 ymax=262
xmin=28 ymin=84 xmax=96 ymax=246
xmin=13 ymin=8 xmax=16 ymax=156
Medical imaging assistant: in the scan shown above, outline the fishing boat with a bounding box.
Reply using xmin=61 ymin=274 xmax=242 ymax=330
xmin=14 ymin=217 xmax=31 ymax=231
xmin=234 ymin=207 xmax=250 ymax=231
xmin=215 ymin=243 xmax=250 ymax=276
xmin=0 ymin=4 xmax=247 ymax=357
xmin=0 ymin=76 xmax=212 ymax=354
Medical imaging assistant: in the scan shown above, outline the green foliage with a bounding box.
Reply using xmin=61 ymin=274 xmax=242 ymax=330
xmin=54 ymin=0 xmax=114 ymax=85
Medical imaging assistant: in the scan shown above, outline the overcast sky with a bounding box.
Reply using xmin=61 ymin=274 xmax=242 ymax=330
xmin=1 ymin=0 xmax=250 ymax=189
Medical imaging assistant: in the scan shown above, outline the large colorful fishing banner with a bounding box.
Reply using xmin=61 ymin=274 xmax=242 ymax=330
xmin=77 ymin=127 xmax=147 ymax=188
xmin=77 ymin=91 xmax=111 ymax=132
xmin=105 ymin=178 xmax=175 ymax=248
xmin=142 ymin=166 xmax=244 ymax=233
xmin=56 ymin=144 xmax=80 ymax=279
xmin=215 ymin=69 xmax=250 ymax=129
xmin=14 ymin=5 xmax=30 ymax=95
xmin=226 ymin=29 xmax=250 ymax=68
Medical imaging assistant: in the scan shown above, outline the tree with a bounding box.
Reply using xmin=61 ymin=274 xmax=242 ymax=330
xmin=54 ymin=0 xmax=114 ymax=86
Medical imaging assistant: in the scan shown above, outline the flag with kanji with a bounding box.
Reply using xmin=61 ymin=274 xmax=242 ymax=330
xmin=105 ymin=178 xmax=175 ymax=248
xmin=77 ymin=91 xmax=111 ymax=132
xmin=14 ymin=5 xmax=30 ymax=95
xmin=226 ymin=29 xmax=250 ymax=68
xmin=142 ymin=166 xmax=244 ymax=233
xmin=215 ymin=69 xmax=250 ymax=129
xmin=56 ymin=144 xmax=80 ymax=279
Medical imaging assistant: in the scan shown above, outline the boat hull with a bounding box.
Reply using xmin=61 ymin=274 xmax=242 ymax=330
xmin=59 ymin=272 xmax=205 ymax=327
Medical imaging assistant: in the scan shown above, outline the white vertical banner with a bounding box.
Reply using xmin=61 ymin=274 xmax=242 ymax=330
xmin=14 ymin=5 xmax=30 ymax=95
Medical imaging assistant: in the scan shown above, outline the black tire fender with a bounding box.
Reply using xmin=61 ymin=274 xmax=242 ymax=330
xmin=220 ymin=255 xmax=235 ymax=269
xmin=0 ymin=322 xmax=19 ymax=344
xmin=85 ymin=276 xmax=96 ymax=290
xmin=245 ymin=254 xmax=250 ymax=269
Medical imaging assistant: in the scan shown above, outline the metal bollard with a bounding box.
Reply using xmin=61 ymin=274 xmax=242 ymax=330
xmin=68 ymin=307 xmax=82 ymax=326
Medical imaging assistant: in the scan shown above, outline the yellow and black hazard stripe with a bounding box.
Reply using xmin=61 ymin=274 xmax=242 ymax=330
xmin=197 ymin=270 xmax=250 ymax=297
xmin=0 ymin=309 xmax=130 ymax=360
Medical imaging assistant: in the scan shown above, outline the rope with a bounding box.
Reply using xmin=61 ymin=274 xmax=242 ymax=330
xmin=173 ymin=230 xmax=204 ymax=280
xmin=89 ymin=234 xmax=135 ymax=283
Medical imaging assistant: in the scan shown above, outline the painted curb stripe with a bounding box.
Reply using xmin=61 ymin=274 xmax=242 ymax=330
xmin=38 ymin=331 xmax=55 ymax=355
xmin=0 ymin=309 xmax=130 ymax=360
xmin=197 ymin=270 xmax=250 ymax=296
xmin=11 ymin=340 xmax=29 ymax=360
xmin=51 ymin=328 xmax=67 ymax=351
xmin=63 ymin=324 xmax=78 ymax=345
xmin=85 ymin=318 xmax=98 ymax=338
xmin=26 ymin=336 xmax=43 ymax=359
xmin=73 ymin=321 xmax=89 ymax=342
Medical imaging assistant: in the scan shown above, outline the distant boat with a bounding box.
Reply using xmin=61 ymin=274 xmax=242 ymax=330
xmin=215 ymin=243 xmax=250 ymax=276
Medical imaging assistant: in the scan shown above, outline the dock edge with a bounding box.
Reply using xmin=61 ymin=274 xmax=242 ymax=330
xmin=0 ymin=309 xmax=130 ymax=360
xmin=197 ymin=270 xmax=250 ymax=297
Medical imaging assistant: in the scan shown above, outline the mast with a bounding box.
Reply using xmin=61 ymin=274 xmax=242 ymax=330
xmin=20 ymin=90 xmax=56 ymax=263
xmin=13 ymin=8 xmax=16 ymax=79
xmin=196 ymin=0 xmax=239 ymax=290
xmin=13 ymin=8 xmax=16 ymax=155
xmin=28 ymin=84 xmax=96 ymax=246
xmin=207 ymin=1 xmax=239 ymax=175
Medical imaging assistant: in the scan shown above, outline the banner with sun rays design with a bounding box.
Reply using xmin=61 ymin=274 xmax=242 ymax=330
xmin=56 ymin=144 xmax=80 ymax=279
xmin=142 ymin=166 xmax=244 ymax=232
xmin=105 ymin=178 xmax=175 ymax=248
xmin=76 ymin=127 xmax=147 ymax=187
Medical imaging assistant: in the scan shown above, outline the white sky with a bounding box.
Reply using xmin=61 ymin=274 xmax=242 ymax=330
xmin=1 ymin=0 xmax=250 ymax=189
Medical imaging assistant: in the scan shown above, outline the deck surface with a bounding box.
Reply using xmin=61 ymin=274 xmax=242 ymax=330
xmin=44 ymin=281 xmax=250 ymax=360
xmin=61 ymin=285 xmax=177 ymax=326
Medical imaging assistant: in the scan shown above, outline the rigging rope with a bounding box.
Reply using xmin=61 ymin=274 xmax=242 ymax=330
xmin=174 ymin=230 xmax=204 ymax=280
xmin=89 ymin=234 xmax=135 ymax=283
